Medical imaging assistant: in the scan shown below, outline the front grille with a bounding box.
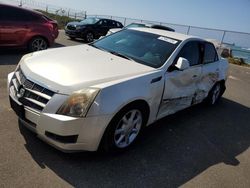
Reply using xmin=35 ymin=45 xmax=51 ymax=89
xmin=10 ymin=67 xmax=55 ymax=112
xmin=67 ymin=25 xmax=76 ymax=30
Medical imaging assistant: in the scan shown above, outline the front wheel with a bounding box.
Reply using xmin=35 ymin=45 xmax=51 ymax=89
xmin=101 ymin=105 xmax=147 ymax=152
xmin=85 ymin=32 xmax=94 ymax=43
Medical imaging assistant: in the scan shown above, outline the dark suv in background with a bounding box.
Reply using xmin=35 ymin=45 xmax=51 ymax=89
xmin=0 ymin=4 xmax=58 ymax=51
xmin=65 ymin=17 xmax=123 ymax=42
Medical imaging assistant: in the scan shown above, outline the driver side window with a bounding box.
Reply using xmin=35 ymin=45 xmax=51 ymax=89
xmin=168 ymin=41 xmax=201 ymax=72
xmin=177 ymin=41 xmax=201 ymax=66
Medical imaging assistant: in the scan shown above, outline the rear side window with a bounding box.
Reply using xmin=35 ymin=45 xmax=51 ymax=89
xmin=100 ymin=20 xmax=108 ymax=26
xmin=109 ymin=20 xmax=115 ymax=27
xmin=116 ymin=22 xmax=123 ymax=28
xmin=203 ymin=42 xmax=218 ymax=64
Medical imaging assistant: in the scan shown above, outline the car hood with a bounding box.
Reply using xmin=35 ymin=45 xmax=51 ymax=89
xmin=20 ymin=45 xmax=155 ymax=95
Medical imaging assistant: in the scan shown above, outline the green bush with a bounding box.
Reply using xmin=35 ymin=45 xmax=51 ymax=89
xmin=36 ymin=10 xmax=81 ymax=29
xmin=227 ymin=57 xmax=250 ymax=67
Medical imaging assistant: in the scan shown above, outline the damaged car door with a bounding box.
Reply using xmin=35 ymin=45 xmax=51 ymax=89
xmin=158 ymin=41 xmax=202 ymax=119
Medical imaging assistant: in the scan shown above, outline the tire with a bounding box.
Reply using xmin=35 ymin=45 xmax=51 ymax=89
xmin=101 ymin=104 xmax=148 ymax=152
xmin=28 ymin=37 xmax=48 ymax=52
xmin=85 ymin=32 xmax=94 ymax=43
xmin=206 ymin=82 xmax=225 ymax=105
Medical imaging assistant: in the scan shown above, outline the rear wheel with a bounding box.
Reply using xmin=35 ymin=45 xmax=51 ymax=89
xmin=206 ymin=82 xmax=225 ymax=105
xmin=101 ymin=104 xmax=147 ymax=152
xmin=28 ymin=37 xmax=48 ymax=52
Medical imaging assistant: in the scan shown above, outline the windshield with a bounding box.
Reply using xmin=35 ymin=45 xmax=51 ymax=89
xmin=80 ymin=18 xmax=100 ymax=24
xmin=91 ymin=29 xmax=181 ymax=68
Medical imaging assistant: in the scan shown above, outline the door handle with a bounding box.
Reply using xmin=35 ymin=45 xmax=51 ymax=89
xmin=151 ymin=76 xmax=162 ymax=83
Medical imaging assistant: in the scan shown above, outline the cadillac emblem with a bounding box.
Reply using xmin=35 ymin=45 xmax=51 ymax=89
xmin=17 ymin=85 xmax=25 ymax=98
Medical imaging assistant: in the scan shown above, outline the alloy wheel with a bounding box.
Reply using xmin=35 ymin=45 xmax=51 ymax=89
xmin=114 ymin=109 xmax=142 ymax=148
xmin=31 ymin=38 xmax=47 ymax=51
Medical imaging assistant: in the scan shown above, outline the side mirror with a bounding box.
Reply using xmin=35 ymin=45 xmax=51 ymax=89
xmin=175 ymin=57 xmax=190 ymax=71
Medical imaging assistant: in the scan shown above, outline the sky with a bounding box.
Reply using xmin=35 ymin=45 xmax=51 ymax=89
xmin=40 ymin=0 xmax=250 ymax=33
xmin=2 ymin=0 xmax=250 ymax=47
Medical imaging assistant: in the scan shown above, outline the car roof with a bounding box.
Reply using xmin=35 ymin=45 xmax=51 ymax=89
xmin=130 ymin=27 xmax=203 ymax=41
xmin=127 ymin=22 xmax=174 ymax=31
xmin=1 ymin=3 xmax=43 ymax=16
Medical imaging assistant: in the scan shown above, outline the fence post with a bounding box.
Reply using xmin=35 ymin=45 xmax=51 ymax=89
xmin=187 ymin=26 xmax=191 ymax=35
xmin=84 ymin=11 xmax=87 ymax=19
xmin=68 ymin=9 xmax=70 ymax=17
xmin=46 ymin=5 xmax=48 ymax=13
xmin=19 ymin=0 xmax=22 ymax=7
xmin=124 ymin=18 xmax=126 ymax=26
xmin=220 ymin=31 xmax=226 ymax=47
xmin=75 ymin=13 xmax=77 ymax=19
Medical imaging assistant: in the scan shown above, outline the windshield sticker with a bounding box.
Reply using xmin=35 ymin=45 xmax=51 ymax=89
xmin=158 ymin=36 xmax=178 ymax=44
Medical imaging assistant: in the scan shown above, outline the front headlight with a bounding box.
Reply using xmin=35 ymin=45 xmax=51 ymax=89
xmin=57 ymin=88 xmax=100 ymax=117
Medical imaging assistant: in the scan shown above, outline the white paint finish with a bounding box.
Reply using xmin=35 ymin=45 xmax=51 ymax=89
xmin=158 ymin=65 xmax=202 ymax=118
xmin=199 ymin=61 xmax=220 ymax=100
xmin=7 ymin=72 xmax=14 ymax=93
xmin=21 ymin=45 xmax=154 ymax=94
xmin=88 ymin=70 xmax=164 ymax=125
xmin=8 ymin=28 xmax=229 ymax=151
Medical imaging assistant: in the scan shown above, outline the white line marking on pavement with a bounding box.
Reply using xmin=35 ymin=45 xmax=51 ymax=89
xmin=228 ymin=75 xmax=241 ymax=81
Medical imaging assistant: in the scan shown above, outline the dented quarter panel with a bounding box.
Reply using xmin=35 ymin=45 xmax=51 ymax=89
xmin=197 ymin=61 xmax=220 ymax=102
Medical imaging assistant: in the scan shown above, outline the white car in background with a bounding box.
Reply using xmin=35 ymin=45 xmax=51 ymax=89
xmin=8 ymin=28 xmax=228 ymax=152
xmin=106 ymin=22 xmax=175 ymax=36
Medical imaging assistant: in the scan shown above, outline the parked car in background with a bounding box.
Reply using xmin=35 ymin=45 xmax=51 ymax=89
xmin=0 ymin=4 xmax=58 ymax=51
xmin=107 ymin=22 xmax=175 ymax=35
xmin=65 ymin=17 xmax=123 ymax=42
xmin=8 ymin=28 xmax=228 ymax=153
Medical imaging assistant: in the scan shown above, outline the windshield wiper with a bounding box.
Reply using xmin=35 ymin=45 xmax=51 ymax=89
xmin=108 ymin=50 xmax=135 ymax=62
xmin=89 ymin=44 xmax=135 ymax=62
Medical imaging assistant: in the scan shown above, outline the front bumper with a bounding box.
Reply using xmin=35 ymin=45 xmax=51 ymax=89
xmin=65 ymin=29 xmax=83 ymax=38
xmin=10 ymin=95 xmax=111 ymax=152
xmin=8 ymin=72 xmax=112 ymax=152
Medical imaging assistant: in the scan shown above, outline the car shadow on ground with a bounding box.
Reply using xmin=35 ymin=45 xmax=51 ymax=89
xmin=18 ymin=98 xmax=250 ymax=187
xmin=0 ymin=43 xmax=65 ymax=65
xmin=68 ymin=38 xmax=86 ymax=43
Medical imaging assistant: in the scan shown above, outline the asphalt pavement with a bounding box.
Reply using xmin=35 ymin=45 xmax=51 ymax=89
xmin=0 ymin=31 xmax=250 ymax=188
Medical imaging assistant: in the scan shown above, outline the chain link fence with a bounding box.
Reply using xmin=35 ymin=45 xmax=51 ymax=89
xmin=1 ymin=0 xmax=249 ymax=63
xmin=0 ymin=0 xmax=86 ymax=19
xmin=88 ymin=15 xmax=250 ymax=64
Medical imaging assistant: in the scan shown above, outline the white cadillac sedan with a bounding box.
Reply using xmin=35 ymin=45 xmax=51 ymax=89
xmin=8 ymin=28 xmax=228 ymax=152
